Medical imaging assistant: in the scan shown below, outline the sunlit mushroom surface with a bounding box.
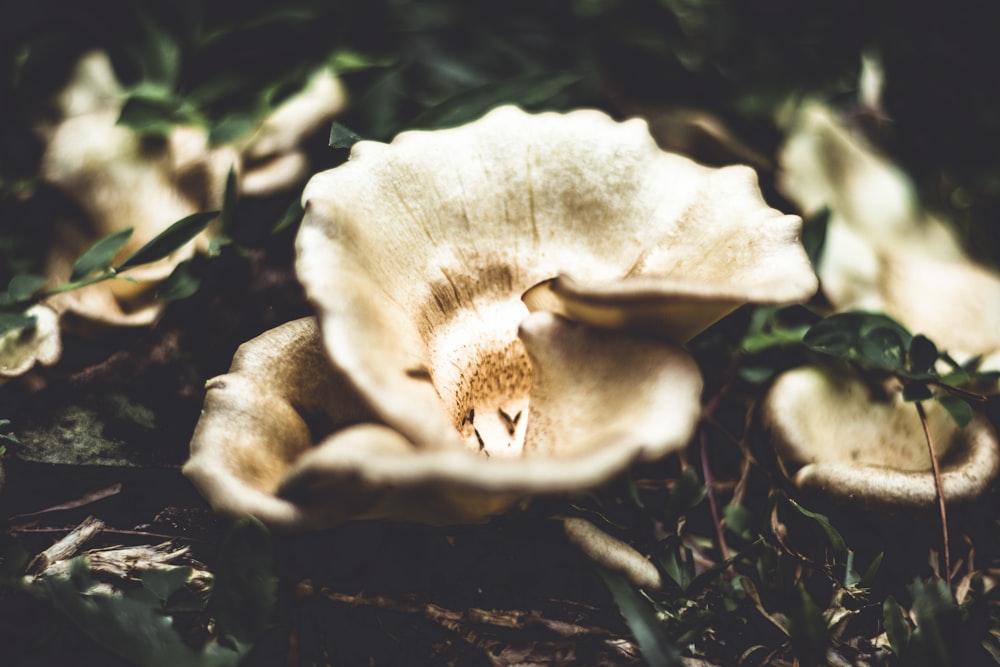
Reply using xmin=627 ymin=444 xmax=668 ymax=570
xmin=185 ymin=106 xmax=818 ymax=528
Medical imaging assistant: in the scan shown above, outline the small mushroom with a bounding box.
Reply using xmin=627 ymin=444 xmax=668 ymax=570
xmin=762 ymin=366 xmax=1000 ymax=511
xmin=38 ymin=51 xmax=234 ymax=330
xmin=36 ymin=51 xmax=345 ymax=331
xmin=769 ymin=103 xmax=1000 ymax=508
xmin=777 ymin=102 xmax=1000 ymax=361
xmin=0 ymin=305 xmax=61 ymax=381
xmin=186 ymin=106 xmax=817 ymax=528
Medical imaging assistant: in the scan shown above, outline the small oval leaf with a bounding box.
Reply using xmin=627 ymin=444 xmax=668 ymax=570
xmin=116 ymin=212 xmax=218 ymax=272
xmin=883 ymin=596 xmax=911 ymax=658
xmin=71 ymin=228 xmax=134 ymax=281
xmin=156 ymin=260 xmax=201 ymax=301
xmin=8 ymin=274 xmax=48 ymax=302
xmin=908 ymin=334 xmax=939 ymax=374
xmin=858 ymin=326 xmax=905 ymax=371
xmin=939 ymin=394 xmax=973 ymax=428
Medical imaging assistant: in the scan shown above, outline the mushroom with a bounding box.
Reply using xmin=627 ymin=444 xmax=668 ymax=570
xmin=38 ymin=51 xmax=235 ymax=330
xmin=185 ymin=106 xmax=818 ymax=528
xmin=0 ymin=305 xmax=61 ymax=381
xmin=762 ymin=366 xmax=1000 ymax=511
xmin=777 ymin=102 xmax=1000 ymax=360
xmin=36 ymin=51 xmax=345 ymax=331
xmin=763 ymin=101 xmax=1000 ymax=509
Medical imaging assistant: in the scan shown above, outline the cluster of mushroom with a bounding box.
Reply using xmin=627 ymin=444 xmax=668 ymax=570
xmin=1 ymin=50 xmax=345 ymax=378
xmin=184 ymin=105 xmax=818 ymax=529
xmin=763 ymin=101 xmax=1000 ymax=511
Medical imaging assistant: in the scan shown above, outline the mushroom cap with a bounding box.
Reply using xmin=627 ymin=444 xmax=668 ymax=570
xmin=39 ymin=52 xmax=233 ymax=329
xmin=37 ymin=51 xmax=345 ymax=330
xmin=184 ymin=315 xmax=703 ymax=528
xmin=296 ymin=105 xmax=817 ymax=452
xmin=762 ymin=365 xmax=1000 ymax=511
xmin=187 ymin=106 xmax=819 ymax=528
xmin=778 ymin=102 xmax=1000 ymax=364
xmin=0 ymin=305 xmax=62 ymax=380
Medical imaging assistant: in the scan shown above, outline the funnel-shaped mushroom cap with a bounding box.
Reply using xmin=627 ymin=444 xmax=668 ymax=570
xmin=762 ymin=366 xmax=1000 ymax=511
xmin=187 ymin=107 xmax=818 ymax=527
xmin=296 ymin=105 xmax=816 ymax=453
xmin=184 ymin=315 xmax=702 ymax=527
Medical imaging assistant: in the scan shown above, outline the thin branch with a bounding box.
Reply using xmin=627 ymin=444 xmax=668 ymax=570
xmin=916 ymin=401 xmax=950 ymax=586
xmin=701 ymin=428 xmax=730 ymax=562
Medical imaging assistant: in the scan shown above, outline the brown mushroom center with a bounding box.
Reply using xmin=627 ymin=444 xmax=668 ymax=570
xmin=426 ymin=299 xmax=533 ymax=458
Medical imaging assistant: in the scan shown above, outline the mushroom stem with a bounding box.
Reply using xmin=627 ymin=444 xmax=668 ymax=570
xmin=916 ymin=400 xmax=951 ymax=585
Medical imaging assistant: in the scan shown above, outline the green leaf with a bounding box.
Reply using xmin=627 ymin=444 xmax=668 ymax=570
xmin=723 ymin=503 xmax=755 ymax=541
xmin=156 ymin=260 xmax=201 ymax=301
xmin=44 ymin=557 xmax=243 ymax=667
xmin=800 ymin=207 xmax=830 ymax=270
xmin=71 ymin=228 xmax=134 ymax=281
xmin=661 ymin=468 xmax=706 ymax=527
xmin=938 ymin=394 xmax=973 ymax=428
xmin=329 ymin=122 xmax=364 ymax=149
xmin=209 ymin=111 xmax=262 ymax=146
xmin=802 ymin=316 xmax=855 ymax=357
xmin=411 ymin=71 xmax=582 ymax=130
xmin=117 ymin=86 xmax=202 ymax=135
xmin=0 ymin=311 xmax=37 ymax=335
xmin=858 ymin=551 xmax=884 ymax=589
xmin=597 ymin=567 xmax=684 ymax=667
xmin=858 ymin=326 xmax=906 ymax=371
xmin=737 ymin=365 xmax=775 ymax=384
xmin=141 ymin=566 xmax=193 ymax=604
xmin=883 ymin=595 xmax=911 ymax=658
xmin=909 ymin=334 xmax=939 ymax=374
xmin=909 ymin=578 xmax=958 ymax=667
xmin=788 ymin=583 xmax=829 ymax=664
xmin=8 ymin=274 xmax=47 ymax=302
xmin=902 ymin=381 xmax=934 ymax=402
xmin=659 ymin=545 xmax=695 ymax=592
xmin=206 ymin=169 xmax=239 ymax=255
xmin=131 ymin=12 xmax=182 ymax=89
xmin=787 ymin=498 xmax=848 ymax=556
xmin=116 ymin=212 xmax=218 ymax=272
xmin=271 ymin=199 xmax=305 ymax=236
xmin=210 ymin=516 xmax=277 ymax=645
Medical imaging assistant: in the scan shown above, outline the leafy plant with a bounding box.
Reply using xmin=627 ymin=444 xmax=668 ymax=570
xmin=40 ymin=517 xmax=276 ymax=667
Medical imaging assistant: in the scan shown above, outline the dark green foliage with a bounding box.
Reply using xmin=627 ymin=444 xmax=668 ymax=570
xmin=38 ymin=517 xmax=276 ymax=667
xmin=598 ymin=567 xmax=684 ymax=667
xmin=788 ymin=583 xmax=829 ymax=665
xmin=209 ymin=516 xmax=277 ymax=647
xmin=803 ymin=311 xmax=994 ymax=426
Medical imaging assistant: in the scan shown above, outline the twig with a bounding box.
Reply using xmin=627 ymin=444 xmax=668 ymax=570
xmin=699 ymin=374 xmax=736 ymax=562
xmin=700 ymin=428 xmax=730 ymax=561
xmin=915 ymin=401 xmax=950 ymax=586
xmin=25 ymin=516 xmax=104 ymax=576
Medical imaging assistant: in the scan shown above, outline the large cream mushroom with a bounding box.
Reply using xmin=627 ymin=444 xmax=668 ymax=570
xmin=185 ymin=106 xmax=818 ymax=529
xmin=765 ymin=101 xmax=1000 ymax=509
xmin=36 ymin=50 xmax=345 ymax=333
